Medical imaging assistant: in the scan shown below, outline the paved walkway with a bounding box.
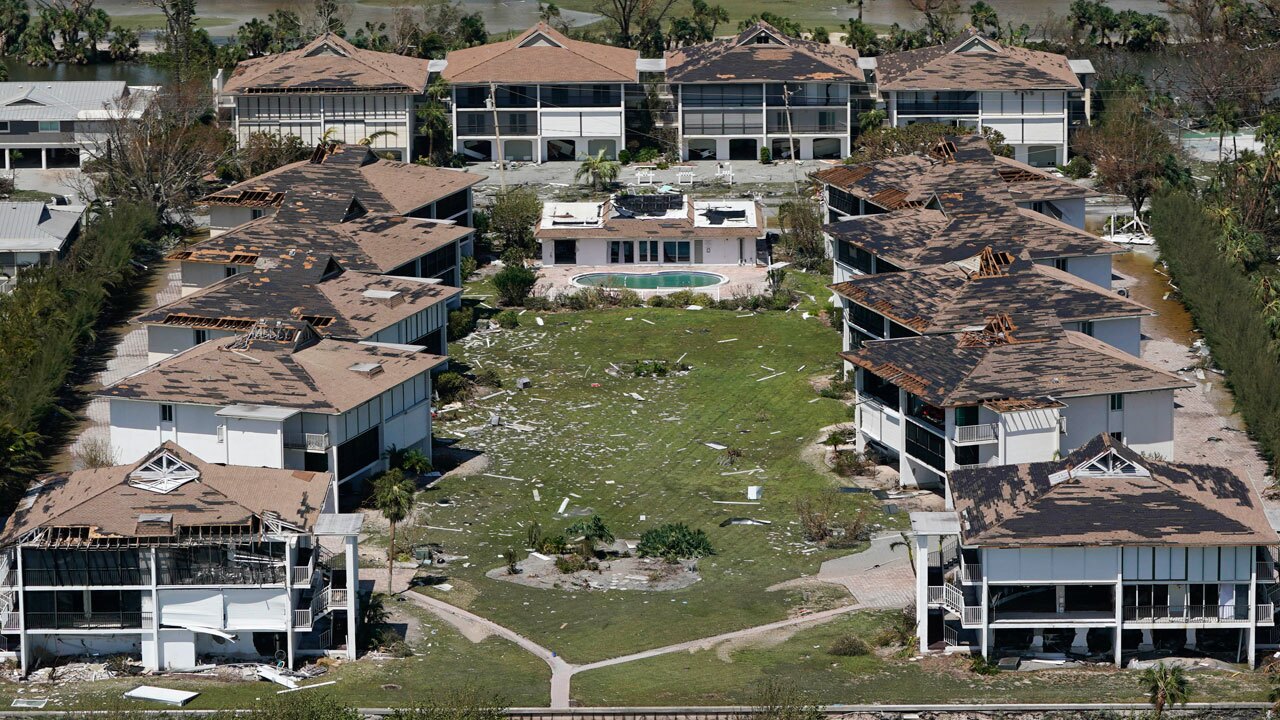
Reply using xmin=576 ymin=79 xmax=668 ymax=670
xmin=816 ymin=532 xmax=916 ymax=609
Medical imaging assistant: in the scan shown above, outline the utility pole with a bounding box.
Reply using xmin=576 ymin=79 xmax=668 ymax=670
xmin=782 ymin=83 xmax=799 ymax=196
xmin=488 ymin=81 xmax=506 ymax=191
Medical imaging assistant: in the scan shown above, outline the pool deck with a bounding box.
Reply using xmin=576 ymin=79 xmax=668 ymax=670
xmin=534 ymin=264 xmax=770 ymax=301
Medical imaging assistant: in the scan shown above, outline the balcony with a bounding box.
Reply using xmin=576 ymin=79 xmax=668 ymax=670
xmin=1123 ymin=605 xmax=1252 ymax=622
xmin=766 ymin=121 xmax=848 ymax=134
xmin=896 ymin=102 xmax=979 ymax=116
xmin=291 ymin=565 xmax=313 ymax=585
xmin=960 ymin=561 xmax=982 ymax=584
xmin=284 ymin=432 xmax=329 ymax=453
xmin=1259 ymin=561 xmax=1277 ymax=582
xmin=682 ymin=121 xmax=765 ymax=135
xmin=26 ymin=611 xmax=147 ymax=630
xmin=953 ymin=423 xmax=998 ymax=445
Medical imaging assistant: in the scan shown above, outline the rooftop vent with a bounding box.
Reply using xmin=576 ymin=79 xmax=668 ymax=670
xmin=349 ymin=362 xmax=384 ymax=377
xmin=363 ymin=288 xmax=405 ymax=308
xmin=135 ymin=513 xmax=175 ymax=536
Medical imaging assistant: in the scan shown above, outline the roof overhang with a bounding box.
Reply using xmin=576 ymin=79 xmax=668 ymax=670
xmin=315 ymin=513 xmax=364 ymax=536
xmin=910 ymin=511 xmax=960 ymax=536
xmin=215 ymin=404 xmax=300 ymax=421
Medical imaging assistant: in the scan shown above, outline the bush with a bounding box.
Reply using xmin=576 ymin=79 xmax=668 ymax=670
xmin=637 ymin=523 xmax=714 ymax=560
xmin=872 ymin=604 xmax=918 ymax=651
xmin=1059 ymin=155 xmax=1093 ymax=179
xmin=494 ymin=309 xmax=520 ymax=329
xmin=634 ymin=147 xmax=660 ymax=163
xmin=615 ymin=288 xmax=642 ymax=307
xmin=434 ymin=371 xmax=471 ymax=403
xmin=759 ymin=146 xmax=772 ymax=164
xmin=447 ymin=307 xmax=475 ymax=341
xmin=796 ymin=490 xmax=870 ymax=547
xmin=489 ymin=187 xmax=542 ymax=256
xmin=618 ymin=148 xmax=632 ymax=165
xmin=493 ymin=265 xmax=538 ymax=306
xmin=386 ymin=446 xmax=432 ymax=474
xmin=832 ymin=449 xmax=878 ymax=479
xmin=828 ymin=634 xmax=870 ymax=657
xmin=554 ymin=554 xmax=596 ymax=573
xmin=561 ymin=287 xmax=607 ymax=311
xmin=460 ymin=255 xmax=478 ymax=281
xmin=523 ymin=295 xmax=554 ymax=311
xmin=473 ymin=368 xmax=502 ymax=388
xmin=647 ymin=295 xmax=667 ymax=307
xmin=969 ymin=655 xmax=1001 ymax=675
xmin=665 ymin=289 xmax=714 ymax=307
xmin=633 ymin=360 xmax=669 ymax=377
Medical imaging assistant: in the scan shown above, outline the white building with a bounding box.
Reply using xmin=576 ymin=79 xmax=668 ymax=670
xmin=831 ymin=248 xmax=1150 ymax=356
xmin=535 ymin=193 xmax=768 ymax=267
xmin=815 ymin=135 xmax=1095 ymax=228
xmin=101 ymin=321 xmax=445 ymax=497
xmin=442 ymin=23 xmax=640 ymax=162
xmin=872 ymin=32 xmax=1092 ymax=167
xmin=0 ymin=81 xmax=154 ymax=169
xmin=135 ymin=253 xmax=461 ymax=364
xmin=201 ymin=143 xmax=484 ymax=240
xmin=844 ymin=313 xmax=1191 ymax=488
xmin=913 ymin=435 xmax=1279 ymax=666
xmin=664 ymin=23 xmax=870 ymax=162
xmin=215 ymin=34 xmax=432 ymax=161
xmin=0 ymin=202 xmax=85 ymax=293
xmin=0 ymin=443 xmax=362 ymax=675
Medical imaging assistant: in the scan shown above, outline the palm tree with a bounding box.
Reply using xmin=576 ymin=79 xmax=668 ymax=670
xmin=1138 ymin=662 xmax=1190 ymax=718
xmin=574 ymin=150 xmax=621 ymax=191
xmin=416 ymin=76 xmax=451 ymax=163
xmin=567 ymin=515 xmax=613 ymax=558
xmin=371 ymin=468 xmax=416 ymax=592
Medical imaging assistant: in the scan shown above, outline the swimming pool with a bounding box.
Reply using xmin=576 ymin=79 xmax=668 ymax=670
xmin=573 ymin=271 xmax=726 ymax=290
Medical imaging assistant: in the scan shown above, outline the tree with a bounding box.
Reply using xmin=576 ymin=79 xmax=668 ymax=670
xmin=225 ymin=131 xmax=310 ymax=181
xmin=80 ymin=83 xmax=230 ymax=226
xmin=1138 ymin=662 xmax=1190 ymax=718
xmin=857 ymin=108 xmax=886 ymax=133
xmin=488 ymin=187 xmax=542 ymax=255
xmin=236 ymin=17 xmax=275 ymax=56
xmin=492 ymin=264 xmax=538 ymax=306
xmin=574 ymin=150 xmax=621 ymax=191
xmin=566 ymin=515 xmax=613 ymax=558
xmin=305 ymin=0 xmax=348 ymax=36
xmin=107 ymin=25 xmax=140 ymax=60
xmin=907 ymin=0 xmax=959 ymax=45
xmin=416 ymin=76 xmax=452 ymax=164
xmin=738 ymin=12 xmax=803 ymax=37
xmin=151 ymin=0 xmax=207 ymax=83
xmin=371 ymin=467 xmax=416 ymax=592
xmin=969 ymin=1 xmax=1000 ymax=37
xmin=0 ymin=0 xmax=29 ymax=57
xmin=843 ymin=18 xmax=881 ymax=54
xmin=20 ymin=0 xmax=109 ymax=65
xmin=353 ymin=20 xmax=391 ymax=51
xmin=1075 ymin=95 xmax=1180 ymax=222
xmin=595 ymin=0 xmax=681 ymax=49
xmin=777 ymin=200 xmax=826 ymax=272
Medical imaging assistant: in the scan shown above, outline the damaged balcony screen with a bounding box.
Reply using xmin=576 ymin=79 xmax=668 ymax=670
xmin=155 ymin=543 xmax=285 ymax=586
xmin=22 ymin=549 xmax=146 ymax=587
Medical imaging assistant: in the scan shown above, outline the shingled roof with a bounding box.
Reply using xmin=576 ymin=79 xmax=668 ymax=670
xmin=666 ymin=22 xmax=863 ymax=83
xmin=222 ymin=33 xmax=432 ymax=94
xmin=876 ymin=31 xmax=1080 ymax=91
xmin=99 ymin=322 xmax=446 ymax=413
xmin=203 ymin=144 xmax=484 ymax=220
xmin=841 ymin=314 xmax=1191 ymax=407
xmin=813 ymin=135 xmax=1094 ymax=211
xmin=1 ymin=443 xmax=330 ymax=545
xmin=830 ymin=251 xmax=1150 ymax=334
xmin=949 ymin=434 xmax=1276 ymax=548
xmin=136 ymin=254 xmax=460 ymax=340
xmin=443 ymin=23 xmax=638 ymax=83
xmin=169 ymin=212 xmax=469 ymax=276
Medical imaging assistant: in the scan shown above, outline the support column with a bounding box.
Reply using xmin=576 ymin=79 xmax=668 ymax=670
xmin=1114 ymin=555 xmax=1124 ymax=667
xmin=149 ymin=547 xmax=159 ymax=671
xmin=915 ymin=533 xmax=929 ymax=653
xmin=1140 ymin=628 xmax=1154 ymax=650
xmin=1030 ymin=630 xmax=1044 ymax=651
xmin=4 ymin=149 xmax=9 ymax=170
xmin=16 ymin=548 xmax=27 ymax=678
xmin=284 ymin=539 xmax=296 ymax=670
xmin=39 ymin=148 xmax=46 ymax=170
xmin=981 ymin=573 xmax=990 ymax=659
xmin=1071 ymin=627 xmax=1089 ymax=654
xmin=345 ymin=534 xmax=358 ymax=660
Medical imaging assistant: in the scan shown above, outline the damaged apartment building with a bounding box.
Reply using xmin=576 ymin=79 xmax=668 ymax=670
xmin=0 ymin=444 xmax=361 ymax=675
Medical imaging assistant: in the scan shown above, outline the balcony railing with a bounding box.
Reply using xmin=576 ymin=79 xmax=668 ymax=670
xmin=1123 ymin=605 xmax=1251 ymax=622
xmin=896 ymin=102 xmax=979 ymax=115
xmin=1259 ymin=561 xmax=1277 ymax=582
xmin=960 ymin=562 xmax=982 ymax=584
xmin=954 ymin=423 xmax=999 ymax=445
xmin=1260 ymin=604 xmax=1275 ymax=625
xmin=284 ymin=432 xmax=330 ymax=453
xmin=928 ymin=583 xmax=983 ymax=627
xmin=766 ymin=122 xmax=848 ymax=134
xmin=682 ymin=122 xmax=765 ymax=135
xmin=1 ymin=612 xmax=18 ymax=631
xmin=293 ymin=608 xmax=312 ymax=629
xmin=291 ymin=565 xmax=313 ymax=585
xmin=26 ymin=611 xmax=146 ymax=630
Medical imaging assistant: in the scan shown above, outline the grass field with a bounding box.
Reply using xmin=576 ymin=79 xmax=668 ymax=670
xmin=409 ymin=279 xmax=892 ymax=665
xmin=572 ymin=611 xmax=1272 ymax=706
xmin=112 ymin=13 xmax=236 ymax=29
xmin=542 ymin=0 xmax=857 ymax=31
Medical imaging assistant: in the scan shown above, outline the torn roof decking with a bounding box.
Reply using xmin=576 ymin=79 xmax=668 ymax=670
xmin=841 ymin=315 xmax=1192 ymax=408
xmin=98 ymin=329 xmax=447 ymax=414
xmin=949 ymin=434 xmax=1276 ymax=548
xmin=1 ymin=443 xmax=330 ymax=545
xmin=829 ymin=254 xmax=1151 ymax=334
xmin=202 ymin=144 xmax=484 ymax=219
xmin=666 ymin=22 xmax=863 ymax=83
xmin=136 ymin=254 xmax=461 ymax=340
xmin=875 ymin=31 xmax=1081 ymax=91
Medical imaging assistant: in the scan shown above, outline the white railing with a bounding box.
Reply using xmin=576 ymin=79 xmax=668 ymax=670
xmin=283 ymin=432 xmax=330 ymax=453
xmin=1259 ymin=561 xmax=1276 ymax=582
xmin=953 ymin=423 xmax=998 ymax=445
xmin=1259 ymin=604 xmax=1275 ymax=625
xmin=942 ymin=624 xmax=959 ymax=647
xmin=960 ymin=562 xmax=982 ymax=584
xmin=963 ymin=606 xmax=983 ymax=626
xmin=291 ymin=566 xmax=312 ymax=585
xmin=293 ymin=608 xmax=312 ymax=628
xmin=929 ymin=583 xmax=983 ymax=627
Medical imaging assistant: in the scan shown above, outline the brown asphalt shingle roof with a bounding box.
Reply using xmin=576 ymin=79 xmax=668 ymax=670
xmin=842 ymin=315 xmax=1192 ymax=407
xmin=136 ymin=255 xmax=460 ymax=340
xmin=666 ymin=22 xmax=863 ymax=83
xmin=950 ymin=434 xmax=1277 ymax=548
xmin=876 ymin=31 xmax=1080 ymax=91
xmin=204 ymin=144 xmax=484 ymax=219
xmin=222 ymin=33 xmax=432 ymax=94
xmin=444 ymin=23 xmax=638 ymax=83
xmin=830 ymin=255 xmax=1150 ymax=334
xmin=1 ymin=443 xmax=329 ymax=543
xmin=99 ymin=324 xmax=446 ymax=413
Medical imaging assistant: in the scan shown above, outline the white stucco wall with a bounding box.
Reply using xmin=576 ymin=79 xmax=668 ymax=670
xmin=109 ymin=398 xmax=288 ymax=468
xmin=984 ymin=546 xmax=1119 ymax=583
xmin=1087 ymin=316 xmax=1142 ymax=356
xmin=209 ymin=206 xmax=264 ymax=235
xmin=1058 ymin=390 xmax=1175 ymax=459
xmin=180 ymin=261 xmax=238 ymax=296
xmin=539 ymin=237 xmax=754 ymax=266
xmin=1037 ymin=254 xmax=1112 ymax=289
xmin=998 ymin=407 xmax=1061 ymax=464
xmin=146 ymin=326 xmax=237 ymax=364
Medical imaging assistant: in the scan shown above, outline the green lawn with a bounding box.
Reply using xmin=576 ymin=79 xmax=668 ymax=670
xmin=572 ymin=611 xmax=1272 ymax=706
xmin=546 ymin=0 xmax=857 ymax=31
xmin=110 ymin=13 xmax=235 ymax=29
xmin=413 ymin=287 xmax=893 ymax=665
xmin=0 ymin=602 xmax=549 ymax=710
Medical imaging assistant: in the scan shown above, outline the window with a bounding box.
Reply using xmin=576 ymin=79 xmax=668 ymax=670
xmin=1052 ymin=257 xmax=1069 ymax=271
xmin=638 ymin=240 xmax=658 ymax=263
xmin=1026 ymin=145 xmax=1059 ymax=168
xmin=193 ymin=329 xmax=208 ymax=344
xmin=1110 ymin=431 xmax=1123 ymax=442
xmin=662 ymin=241 xmax=691 ymax=263
xmin=38 ymin=121 xmax=60 ymax=133
xmin=1079 ymin=320 xmax=1094 ymax=336
xmin=159 ymin=404 xmax=174 ymax=423
xmin=1110 ymin=393 xmax=1124 ymax=411
xmin=954 ymin=406 xmax=979 ymax=427
xmin=250 ymin=209 xmax=266 ymax=220
xmin=0 ymin=122 xmax=9 ymax=134
xmin=609 ymin=241 xmax=634 ymax=264
xmin=224 ymin=266 xmax=239 ymax=278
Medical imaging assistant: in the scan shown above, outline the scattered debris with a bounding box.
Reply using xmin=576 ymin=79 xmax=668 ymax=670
xmin=747 ymin=486 xmax=763 ymax=500
xmin=719 ymin=517 xmax=772 ymax=527
xmin=642 ymin=318 xmax=656 ymax=325
xmin=557 ymin=498 xmax=570 ymax=514
xmin=10 ymin=699 xmax=47 ymax=709
xmin=717 ymin=338 xmax=738 ymax=343
xmin=756 ymin=371 xmax=785 ymax=382
xmin=258 ymin=665 xmax=299 ymax=689
xmin=277 ymin=680 xmax=337 ymax=694
xmin=124 ymin=686 xmax=200 ymax=706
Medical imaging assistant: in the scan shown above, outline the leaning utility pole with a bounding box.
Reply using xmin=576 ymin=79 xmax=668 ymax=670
xmin=488 ymin=81 xmax=507 ymax=191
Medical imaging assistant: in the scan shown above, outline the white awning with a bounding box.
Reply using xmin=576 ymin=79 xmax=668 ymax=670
xmin=215 ymin=404 xmax=299 ymax=421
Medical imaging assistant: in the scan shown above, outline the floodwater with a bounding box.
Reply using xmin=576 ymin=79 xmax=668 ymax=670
xmin=1112 ymin=246 xmax=1197 ymax=346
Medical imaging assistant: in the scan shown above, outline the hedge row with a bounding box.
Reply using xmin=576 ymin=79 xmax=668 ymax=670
xmin=1151 ymin=191 xmax=1280 ymax=469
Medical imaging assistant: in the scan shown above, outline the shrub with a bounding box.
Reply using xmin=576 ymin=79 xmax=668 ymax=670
xmin=493 ymin=265 xmax=538 ymax=306
xmin=386 ymin=446 xmax=433 ymax=474
xmin=434 ymin=371 xmax=471 ymax=403
xmin=633 ymin=360 xmax=669 ymax=377
xmin=637 ymin=523 xmax=714 ymax=560
xmin=495 ymin=309 xmax=520 ymax=329
xmin=796 ymin=490 xmax=870 ymax=547
xmin=505 ymin=548 xmax=519 ymax=575
xmin=820 ymin=373 xmax=856 ymax=399
xmin=460 ymin=255 xmax=478 ymax=282
xmin=665 ymin=289 xmax=714 ymax=307
xmin=759 ymin=146 xmax=772 ymax=164
xmin=554 ymin=554 xmax=595 ymax=573
xmin=634 ymin=147 xmax=660 ymax=163
xmin=615 ymin=288 xmax=642 ymax=307
xmin=562 ymin=287 xmax=607 ymax=311
xmin=969 ymin=655 xmax=1001 ymax=675
xmin=828 ymin=634 xmax=870 ymax=657
xmin=832 ymin=449 xmax=878 ymax=479
xmin=523 ymin=295 xmax=554 ymax=311
xmin=618 ymin=148 xmax=632 ymax=165
xmin=647 ymin=295 xmax=667 ymax=307
xmin=1059 ymin=155 xmax=1093 ymax=179
xmin=872 ymin=604 xmax=918 ymax=651
xmin=536 ymin=534 xmax=568 ymax=555
xmin=473 ymin=368 xmax=502 ymax=388
xmin=490 ymin=187 xmax=542 ymax=256
xmin=447 ymin=306 xmax=475 ymax=341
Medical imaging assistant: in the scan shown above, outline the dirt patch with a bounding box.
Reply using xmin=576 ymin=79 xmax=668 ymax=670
xmin=486 ymin=553 xmax=701 ymax=592
xmin=711 ymin=624 xmax=805 ymax=662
